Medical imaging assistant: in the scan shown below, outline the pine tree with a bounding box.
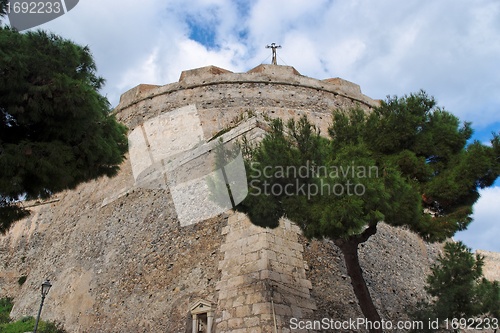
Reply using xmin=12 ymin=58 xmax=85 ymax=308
xmin=426 ymin=242 xmax=485 ymax=320
xmin=238 ymin=91 xmax=500 ymax=332
xmin=416 ymin=241 xmax=500 ymax=332
xmin=0 ymin=26 xmax=128 ymax=232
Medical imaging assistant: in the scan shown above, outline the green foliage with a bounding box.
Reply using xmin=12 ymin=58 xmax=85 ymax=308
xmin=411 ymin=242 xmax=500 ymax=331
xmin=0 ymin=297 xmax=13 ymax=324
xmin=426 ymin=242 xmax=485 ymax=318
xmin=329 ymin=91 xmax=499 ymax=241
xmin=0 ymin=27 xmax=128 ymax=231
xmin=0 ymin=199 xmax=28 ymax=234
xmin=0 ymin=298 xmax=66 ymax=333
xmin=0 ymin=316 xmax=35 ymax=333
xmin=239 ymin=115 xmax=420 ymax=240
xmin=240 ymin=91 xmax=499 ymax=242
xmin=0 ymin=316 xmax=66 ymax=333
xmin=238 ymin=92 xmax=499 ymax=325
xmin=477 ymin=278 xmax=500 ymax=320
xmin=241 ymin=117 xmax=325 ymax=230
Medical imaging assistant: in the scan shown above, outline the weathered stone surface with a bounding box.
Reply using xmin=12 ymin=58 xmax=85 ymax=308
xmin=0 ymin=64 xmax=497 ymax=333
xmin=477 ymin=250 xmax=500 ymax=282
xmin=0 ymin=158 xmax=226 ymax=332
xmin=302 ymin=223 xmax=446 ymax=333
xmin=114 ymin=64 xmax=379 ymax=137
xmin=216 ymin=213 xmax=316 ymax=331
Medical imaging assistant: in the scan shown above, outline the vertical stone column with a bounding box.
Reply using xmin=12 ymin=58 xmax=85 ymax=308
xmin=216 ymin=212 xmax=316 ymax=333
xmin=192 ymin=314 xmax=197 ymax=333
xmin=207 ymin=311 xmax=214 ymax=333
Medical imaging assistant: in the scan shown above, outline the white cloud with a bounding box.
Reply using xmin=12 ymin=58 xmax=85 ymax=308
xmin=32 ymin=1 xmax=500 ymax=118
xmin=118 ymin=47 xmax=163 ymax=92
xmin=455 ymin=186 xmax=500 ymax=252
xmin=158 ymin=38 xmax=243 ymax=77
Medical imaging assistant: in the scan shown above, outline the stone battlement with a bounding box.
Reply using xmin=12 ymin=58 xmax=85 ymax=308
xmin=115 ymin=64 xmax=378 ymax=134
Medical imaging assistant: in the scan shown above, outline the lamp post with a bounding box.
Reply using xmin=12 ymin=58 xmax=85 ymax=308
xmin=33 ymin=279 xmax=52 ymax=333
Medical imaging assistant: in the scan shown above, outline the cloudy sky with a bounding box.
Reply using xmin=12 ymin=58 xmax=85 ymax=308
xmin=5 ymin=0 xmax=499 ymax=251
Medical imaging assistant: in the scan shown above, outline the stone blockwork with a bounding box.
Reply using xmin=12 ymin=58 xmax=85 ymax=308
xmin=0 ymin=157 xmax=227 ymax=332
xmin=1 ymin=64 xmax=499 ymax=333
xmin=216 ymin=212 xmax=316 ymax=333
xmin=114 ymin=65 xmax=379 ymax=140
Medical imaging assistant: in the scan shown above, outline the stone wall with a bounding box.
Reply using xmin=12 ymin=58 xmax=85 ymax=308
xmin=1 ymin=64 xmax=498 ymax=333
xmin=302 ymin=223 xmax=444 ymax=333
xmin=114 ymin=65 xmax=379 ymax=139
xmin=0 ymin=157 xmax=227 ymax=332
xmin=0 ymin=175 xmax=445 ymax=333
xmin=216 ymin=212 xmax=316 ymax=333
xmin=477 ymin=250 xmax=500 ymax=282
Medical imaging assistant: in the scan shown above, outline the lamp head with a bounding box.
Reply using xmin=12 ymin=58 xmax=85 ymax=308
xmin=41 ymin=280 xmax=52 ymax=297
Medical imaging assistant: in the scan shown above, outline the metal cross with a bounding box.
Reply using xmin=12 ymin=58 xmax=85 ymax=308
xmin=266 ymin=43 xmax=282 ymax=65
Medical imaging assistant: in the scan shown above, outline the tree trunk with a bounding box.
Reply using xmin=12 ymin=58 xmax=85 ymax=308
xmin=335 ymin=224 xmax=382 ymax=333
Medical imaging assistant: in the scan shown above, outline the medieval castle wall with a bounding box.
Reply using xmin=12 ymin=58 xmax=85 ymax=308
xmin=0 ymin=65 xmax=497 ymax=333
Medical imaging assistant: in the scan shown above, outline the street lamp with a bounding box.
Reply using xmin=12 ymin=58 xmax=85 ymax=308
xmin=33 ymin=279 xmax=52 ymax=333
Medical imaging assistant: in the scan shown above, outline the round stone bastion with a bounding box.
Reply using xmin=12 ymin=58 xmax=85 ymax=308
xmin=1 ymin=65 xmax=457 ymax=333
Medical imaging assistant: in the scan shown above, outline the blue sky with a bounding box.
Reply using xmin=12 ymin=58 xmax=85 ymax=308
xmin=4 ymin=0 xmax=499 ymax=251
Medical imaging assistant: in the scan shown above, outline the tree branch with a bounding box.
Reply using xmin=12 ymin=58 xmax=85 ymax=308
xmin=333 ymin=222 xmax=378 ymax=248
xmin=355 ymin=222 xmax=378 ymax=244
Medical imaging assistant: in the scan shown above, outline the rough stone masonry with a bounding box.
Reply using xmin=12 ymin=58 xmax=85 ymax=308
xmin=0 ymin=64 xmax=498 ymax=333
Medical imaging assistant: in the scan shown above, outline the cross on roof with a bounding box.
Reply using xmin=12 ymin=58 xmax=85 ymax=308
xmin=266 ymin=43 xmax=282 ymax=65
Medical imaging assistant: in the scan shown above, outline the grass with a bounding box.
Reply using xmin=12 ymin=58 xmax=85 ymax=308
xmin=0 ymin=298 xmax=66 ymax=333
